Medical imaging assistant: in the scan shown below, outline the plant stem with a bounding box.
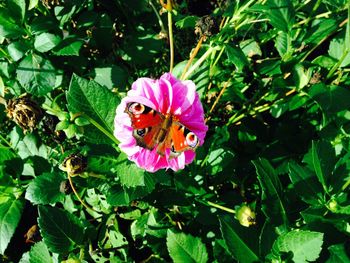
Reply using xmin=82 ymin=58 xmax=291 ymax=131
xmin=180 ymin=36 xmax=204 ymax=80
xmin=68 ymin=173 xmax=97 ymax=213
xmin=183 ymin=46 xmax=215 ymax=80
xmin=207 ymin=201 xmax=236 ymax=214
xmin=168 ymin=10 xmax=174 ymax=73
xmin=82 ymin=114 xmax=120 ymax=145
xmin=149 ymin=0 xmax=166 ymax=33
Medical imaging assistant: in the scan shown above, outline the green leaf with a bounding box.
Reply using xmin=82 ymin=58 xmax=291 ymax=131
xmin=226 ymin=45 xmax=249 ymax=72
xmin=0 ymin=198 xmax=24 ymax=254
xmin=52 ymin=38 xmax=84 ymax=56
xmin=38 ymin=205 xmax=84 ymax=253
xmin=266 ymin=0 xmax=295 ymax=32
xmin=253 ymin=158 xmax=287 ymax=226
xmin=19 ymin=241 xmax=53 ymax=263
xmin=328 ymin=37 xmax=350 ymax=67
xmin=67 ymin=74 xmax=120 ymax=135
xmin=219 ymin=216 xmax=259 ymax=263
xmin=288 ymin=161 xmax=323 ymax=205
xmin=25 ymin=172 xmax=66 ymax=205
xmin=7 ymin=40 xmax=29 ymax=61
xmin=271 ymin=230 xmax=323 ymax=263
xmin=303 ymin=141 xmax=336 ymax=193
xmin=175 ymin=16 xmax=198 ymax=29
xmin=16 ymin=134 xmax=49 ymax=159
xmin=326 ymin=244 xmax=350 ymax=263
xmin=16 ymin=53 xmax=56 ymax=96
xmin=8 ymin=0 xmax=26 ymax=22
xmin=116 ymin=154 xmax=145 ymax=187
xmin=166 ymin=230 xmax=208 ymax=263
xmin=34 ymin=33 xmax=61 ymax=53
xmin=0 ymin=8 xmax=25 ymax=37
xmin=94 ymin=66 xmax=128 ymax=90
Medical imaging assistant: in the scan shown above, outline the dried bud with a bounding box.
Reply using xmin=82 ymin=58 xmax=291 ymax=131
xmin=41 ymin=0 xmax=60 ymax=9
xmin=60 ymin=180 xmax=73 ymax=194
xmin=195 ymin=15 xmax=218 ymax=41
xmin=236 ymin=205 xmax=256 ymax=227
xmin=62 ymin=153 xmax=87 ymax=176
xmin=24 ymin=224 xmax=41 ymax=244
xmin=6 ymin=94 xmax=43 ymax=133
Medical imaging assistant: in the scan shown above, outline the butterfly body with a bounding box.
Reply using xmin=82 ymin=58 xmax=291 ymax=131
xmin=125 ymin=102 xmax=199 ymax=157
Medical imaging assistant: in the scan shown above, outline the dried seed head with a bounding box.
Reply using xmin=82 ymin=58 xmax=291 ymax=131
xmin=195 ymin=15 xmax=218 ymax=41
xmin=62 ymin=153 xmax=87 ymax=176
xmin=236 ymin=205 xmax=256 ymax=227
xmin=6 ymin=94 xmax=43 ymax=133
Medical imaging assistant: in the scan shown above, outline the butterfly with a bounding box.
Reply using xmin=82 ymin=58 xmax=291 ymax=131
xmin=125 ymin=102 xmax=199 ymax=157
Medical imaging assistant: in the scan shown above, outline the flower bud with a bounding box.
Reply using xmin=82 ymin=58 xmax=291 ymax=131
xmin=62 ymin=153 xmax=87 ymax=176
xmin=236 ymin=205 xmax=256 ymax=227
xmin=6 ymin=94 xmax=43 ymax=133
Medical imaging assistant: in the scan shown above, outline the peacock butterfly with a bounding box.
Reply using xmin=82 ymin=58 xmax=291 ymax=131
xmin=125 ymin=102 xmax=199 ymax=157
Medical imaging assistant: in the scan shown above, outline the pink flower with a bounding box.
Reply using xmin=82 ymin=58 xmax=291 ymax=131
xmin=114 ymin=73 xmax=208 ymax=172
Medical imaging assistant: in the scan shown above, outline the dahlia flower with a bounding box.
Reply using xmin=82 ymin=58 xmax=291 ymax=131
xmin=114 ymin=73 xmax=208 ymax=172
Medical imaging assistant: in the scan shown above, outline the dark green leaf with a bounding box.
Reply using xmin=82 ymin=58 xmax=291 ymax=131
xmin=16 ymin=53 xmax=56 ymax=96
xmin=326 ymin=244 xmax=350 ymax=263
xmin=175 ymin=16 xmax=198 ymax=29
xmin=0 ymin=8 xmax=25 ymax=37
xmin=253 ymin=158 xmax=287 ymax=225
xmin=8 ymin=0 xmax=26 ymax=22
xmin=226 ymin=45 xmax=249 ymax=72
xmin=166 ymin=230 xmax=208 ymax=263
xmin=219 ymin=216 xmax=259 ymax=263
xmin=52 ymin=38 xmax=83 ymax=56
xmin=25 ymin=172 xmax=66 ymax=205
xmin=38 ymin=205 xmax=84 ymax=253
xmin=0 ymin=198 xmax=24 ymax=254
xmin=288 ymin=161 xmax=323 ymax=205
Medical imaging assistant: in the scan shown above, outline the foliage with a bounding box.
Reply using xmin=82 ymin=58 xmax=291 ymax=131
xmin=1 ymin=0 xmax=350 ymax=262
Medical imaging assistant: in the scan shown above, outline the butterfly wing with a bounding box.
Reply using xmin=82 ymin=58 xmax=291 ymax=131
xmin=125 ymin=102 xmax=163 ymax=150
xmin=168 ymin=122 xmax=199 ymax=157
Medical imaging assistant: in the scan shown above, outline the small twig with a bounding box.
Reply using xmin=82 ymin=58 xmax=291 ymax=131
xmin=180 ymin=36 xmax=204 ymax=80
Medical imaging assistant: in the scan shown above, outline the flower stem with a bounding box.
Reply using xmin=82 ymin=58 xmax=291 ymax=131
xmin=168 ymin=10 xmax=174 ymax=73
xmin=180 ymin=36 xmax=204 ymax=80
xmin=68 ymin=173 xmax=97 ymax=213
xmin=207 ymin=201 xmax=236 ymax=214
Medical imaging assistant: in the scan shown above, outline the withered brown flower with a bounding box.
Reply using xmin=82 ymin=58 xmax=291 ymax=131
xmin=6 ymin=94 xmax=43 ymax=133
xmin=195 ymin=15 xmax=219 ymax=41
xmin=62 ymin=153 xmax=88 ymax=176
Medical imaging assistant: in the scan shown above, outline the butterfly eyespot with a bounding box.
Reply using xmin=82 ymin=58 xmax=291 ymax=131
xmin=136 ymin=127 xmax=150 ymax=137
xmin=186 ymin=132 xmax=198 ymax=148
xmin=129 ymin=103 xmax=145 ymax=114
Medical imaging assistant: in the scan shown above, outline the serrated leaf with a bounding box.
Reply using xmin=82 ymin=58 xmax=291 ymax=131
xmin=0 ymin=198 xmax=24 ymax=254
xmin=326 ymin=244 xmax=350 ymax=263
xmin=25 ymin=172 xmax=66 ymax=205
xmin=19 ymin=241 xmax=53 ymax=263
xmin=38 ymin=205 xmax=84 ymax=254
xmin=272 ymin=230 xmax=323 ymax=263
xmin=66 ymin=74 xmax=120 ymax=139
xmin=253 ymin=158 xmax=287 ymax=226
xmin=7 ymin=41 xmax=29 ymax=61
xmin=34 ymin=33 xmax=61 ymax=53
xmin=16 ymin=53 xmax=56 ymax=96
xmin=94 ymin=66 xmax=128 ymax=90
xmin=226 ymin=45 xmax=249 ymax=72
xmin=219 ymin=216 xmax=259 ymax=263
xmin=115 ymin=153 xmax=145 ymax=187
xmin=166 ymin=230 xmax=208 ymax=263
xmin=16 ymin=134 xmax=49 ymax=159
